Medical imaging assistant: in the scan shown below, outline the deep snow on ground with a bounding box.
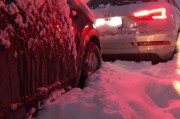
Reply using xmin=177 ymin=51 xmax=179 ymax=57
xmin=37 ymin=43 xmax=180 ymax=119
xmin=32 ymin=1 xmax=180 ymax=118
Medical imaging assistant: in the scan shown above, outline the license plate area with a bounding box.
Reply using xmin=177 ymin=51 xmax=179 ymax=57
xmin=95 ymin=16 xmax=122 ymax=35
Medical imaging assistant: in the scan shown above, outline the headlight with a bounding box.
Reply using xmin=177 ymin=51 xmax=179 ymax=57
xmin=94 ymin=16 xmax=122 ymax=27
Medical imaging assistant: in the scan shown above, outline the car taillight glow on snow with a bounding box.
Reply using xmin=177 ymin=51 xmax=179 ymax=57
xmin=133 ymin=8 xmax=167 ymax=20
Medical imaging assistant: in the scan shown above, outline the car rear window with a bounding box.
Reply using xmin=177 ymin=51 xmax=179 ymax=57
xmin=88 ymin=0 xmax=157 ymax=8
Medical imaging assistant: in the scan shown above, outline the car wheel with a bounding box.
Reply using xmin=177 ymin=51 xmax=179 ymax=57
xmin=79 ymin=42 xmax=101 ymax=88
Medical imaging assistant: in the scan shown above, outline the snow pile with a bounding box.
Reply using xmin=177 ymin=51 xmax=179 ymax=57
xmin=37 ymin=51 xmax=180 ymax=119
xmin=0 ymin=0 xmax=77 ymax=60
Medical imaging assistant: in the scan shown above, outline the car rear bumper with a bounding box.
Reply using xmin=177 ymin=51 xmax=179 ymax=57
xmin=100 ymin=31 xmax=177 ymax=60
xmin=102 ymin=53 xmax=163 ymax=63
xmin=101 ymin=46 xmax=175 ymax=60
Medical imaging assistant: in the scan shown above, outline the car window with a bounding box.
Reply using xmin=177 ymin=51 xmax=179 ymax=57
xmin=88 ymin=0 xmax=157 ymax=8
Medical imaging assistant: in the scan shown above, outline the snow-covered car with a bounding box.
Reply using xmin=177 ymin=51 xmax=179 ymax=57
xmin=88 ymin=0 xmax=180 ymax=61
xmin=0 ymin=0 xmax=101 ymax=118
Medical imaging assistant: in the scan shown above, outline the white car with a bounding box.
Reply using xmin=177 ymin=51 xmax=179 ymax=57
xmin=88 ymin=0 xmax=180 ymax=61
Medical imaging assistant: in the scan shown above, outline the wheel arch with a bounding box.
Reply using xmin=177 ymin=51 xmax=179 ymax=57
xmin=89 ymin=36 xmax=101 ymax=50
xmin=87 ymin=28 xmax=101 ymax=50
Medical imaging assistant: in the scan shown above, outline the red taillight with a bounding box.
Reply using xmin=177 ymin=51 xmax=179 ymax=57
xmin=133 ymin=8 xmax=167 ymax=20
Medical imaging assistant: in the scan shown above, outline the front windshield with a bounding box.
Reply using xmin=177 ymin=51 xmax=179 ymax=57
xmin=88 ymin=0 xmax=157 ymax=8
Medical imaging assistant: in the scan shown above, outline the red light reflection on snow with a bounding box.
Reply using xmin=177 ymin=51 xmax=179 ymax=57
xmin=71 ymin=26 xmax=74 ymax=31
xmin=56 ymin=25 xmax=61 ymax=32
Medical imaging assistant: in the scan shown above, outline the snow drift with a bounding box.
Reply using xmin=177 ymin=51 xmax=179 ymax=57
xmin=37 ymin=50 xmax=180 ymax=119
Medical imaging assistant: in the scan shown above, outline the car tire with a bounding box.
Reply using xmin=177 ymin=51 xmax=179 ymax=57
xmin=79 ymin=42 xmax=101 ymax=88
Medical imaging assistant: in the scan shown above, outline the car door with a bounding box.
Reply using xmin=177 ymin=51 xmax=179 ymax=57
xmin=69 ymin=2 xmax=93 ymax=86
